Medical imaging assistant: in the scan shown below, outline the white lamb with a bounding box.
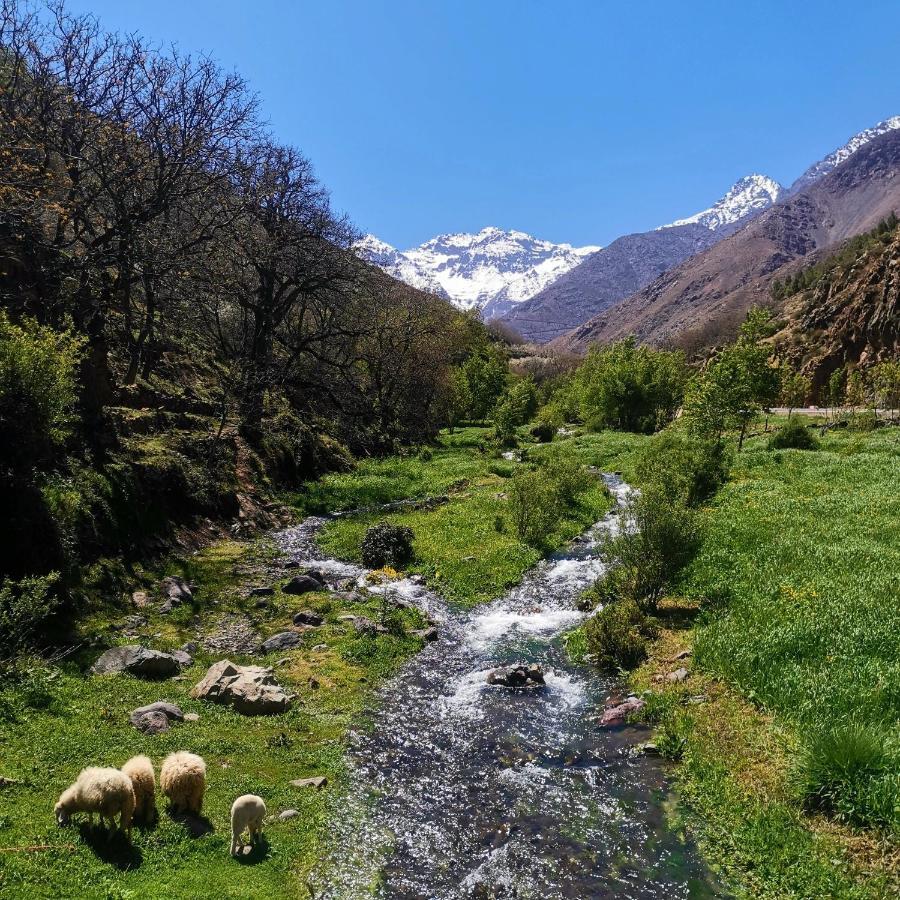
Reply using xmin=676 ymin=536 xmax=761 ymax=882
xmin=54 ymin=767 xmax=135 ymax=837
xmin=230 ymin=794 xmax=267 ymax=856
xmin=121 ymin=755 xmax=157 ymax=824
xmin=159 ymin=751 xmax=206 ymax=815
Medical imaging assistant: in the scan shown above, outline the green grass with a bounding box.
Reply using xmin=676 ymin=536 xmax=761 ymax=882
xmin=313 ymin=428 xmax=647 ymax=605
xmin=0 ymin=539 xmax=427 ymax=899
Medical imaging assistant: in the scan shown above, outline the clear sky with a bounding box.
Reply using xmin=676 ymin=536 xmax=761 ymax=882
xmin=63 ymin=0 xmax=900 ymax=249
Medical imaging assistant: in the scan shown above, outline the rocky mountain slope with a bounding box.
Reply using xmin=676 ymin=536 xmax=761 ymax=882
xmin=553 ymin=128 xmax=900 ymax=353
xmin=500 ymin=175 xmax=781 ymax=343
xmin=355 ymin=227 xmax=598 ymax=315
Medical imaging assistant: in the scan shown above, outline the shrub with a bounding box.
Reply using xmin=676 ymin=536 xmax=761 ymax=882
xmin=795 ymin=724 xmax=896 ymax=828
xmin=847 ymin=410 xmax=877 ymax=432
xmin=418 ymin=446 xmax=433 ymax=462
xmin=0 ymin=312 xmax=84 ymax=474
xmin=0 ymin=574 xmax=60 ymax=658
xmin=360 ymin=521 xmax=414 ymax=568
xmin=530 ymin=420 xmax=555 ymax=443
xmin=600 ymin=486 xmax=700 ymax=612
xmin=507 ymin=469 xmax=562 ymax=547
xmin=542 ymin=457 xmax=593 ymax=506
xmin=768 ymin=421 xmax=819 ymax=450
xmin=637 ymin=428 xmax=730 ymax=506
xmin=584 ymin=599 xmax=658 ymax=671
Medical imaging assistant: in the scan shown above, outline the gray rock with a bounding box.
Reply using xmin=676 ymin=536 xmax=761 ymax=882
xmin=129 ymin=701 xmax=184 ymax=725
xmin=351 ymin=616 xmax=379 ymax=636
xmin=666 ymin=667 xmax=689 ymax=684
xmin=132 ymin=710 xmax=171 ymax=734
xmin=161 ymin=575 xmax=193 ymax=606
xmin=487 ymin=663 xmax=545 ymax=689
xmin=170 ymin=649 xmax=194 ymax=667
xmin=91 ymin=646 xmax=182 ymax=678
xmin=290 ymin=776 xmax=327 ymax=790
xmin=598 ymin=695 xmax=646 ymax=727
xmin=183 ymin=712 xmax=200 ymax=722
xmin=181 ymin=641 xmax=199 ymax=654
xmin=259 ymin=631 xmax=302 ymax=654
xmin=279 ymin=809 xmax=300 ymax=821
xmin=311 ymin=644 xmax=328 ymax=652
xmin=249 ymin=587 xmax=275 ymax=597
xmin=292 ymin=610 xmax=323 ymax=627
xmin=191 ymin=659 xmax=292 ymax=715
xmin=282 ymin=575 xmax=323 ymax=595
xmin=413 ymin=626 xmax=439 ymax=642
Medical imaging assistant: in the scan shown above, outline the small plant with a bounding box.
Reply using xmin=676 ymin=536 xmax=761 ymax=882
xmin=378 ymin=594 xmax=406 ymax=637
xmin=583 ymin=599 xmax=657 ymax=671
xmin=493 ymin=514 xmax=506 ymax=534
xmin=418 ymin=446 xmax=433 ymax=462
xmin=506 ymin=469 xmax=561 ymax=547
xmin=847 ymin=410 xmax=877 ymax=432
xmin=768 ymin=420 xmax=819 ymax=450
xmin=360 ymin=522 xmax=414 ymax=569
xmin=795 ymin=724 xmax=894 ymax=827
xmin=0 ymin=574 xmax=60 ymax=658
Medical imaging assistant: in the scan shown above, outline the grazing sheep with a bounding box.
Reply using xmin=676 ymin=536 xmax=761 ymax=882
xmin=230 ymin=794 xmax=267 ymax=856
xmin=159 ymin=751 xmax=206 ymax=815
xmin=54 ymin=767 xmax=135 ymax=837
xmin=121 ymin=755 xmax=157 ymax=824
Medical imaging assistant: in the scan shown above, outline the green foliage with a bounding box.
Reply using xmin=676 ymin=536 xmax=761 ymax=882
xmin=795 ymin=724 xmax=898 ymax=830
xmin=0 ymin=312 xmax=84 ymax=473
xmin=637 ymin=428 xmax=730 ymax=506
xmin=541 ymin=455 xmax=594 ymax=505
xmin=768 ymin=420 xmax=819 ymax=450
xmin=584 ymin=599 xmax=657 ymax=672
xmin=507 ymin=468 xmax=563 ymax=547
xmin=529 ymin=420 xmax=556 ymax=442
xmin=462 ymin=345 xmax=509 ymax=420
xmin=0 ymin=574 xmax=60 ymax=658
xmin=360 ymin=521 xmax=414 ymax=568
xmin=573 ymin=337 xmax=688 ymax=434
xmin=600 ymin=485 xmax=700 ymax=612
xmin=778 ymin=366 xmax=812 ymax=415
xmin=847 ymin=410 xmax=877 ymax=432
xmin=493 ymin=377 xmax=538 ymax=445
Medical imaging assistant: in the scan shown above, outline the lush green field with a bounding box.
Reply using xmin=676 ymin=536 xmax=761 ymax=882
xmin=635 ymin=424 xmax=900 ymax=898
xmin=311 ymin=427 xmax=645 ymax=605
xmin=0 ymin=540 xmax=426 ymax=899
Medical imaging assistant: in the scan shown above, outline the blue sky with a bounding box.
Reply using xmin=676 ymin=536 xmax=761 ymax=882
xmin=65 ymin=0 xmax=900 ymax=249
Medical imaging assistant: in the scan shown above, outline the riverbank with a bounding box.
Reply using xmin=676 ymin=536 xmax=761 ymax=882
xmin=631 ymin=422 xmax=900 ymax=899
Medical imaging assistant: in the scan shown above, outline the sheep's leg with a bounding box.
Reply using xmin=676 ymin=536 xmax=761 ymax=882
xmin=230 ymin=830 xmax=241 ymax=856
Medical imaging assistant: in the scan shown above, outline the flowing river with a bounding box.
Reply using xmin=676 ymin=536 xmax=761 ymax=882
xmin=277 ymin=475 xmax=720 ymax=899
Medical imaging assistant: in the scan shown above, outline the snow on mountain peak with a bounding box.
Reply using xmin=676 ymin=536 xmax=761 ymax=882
xmin=662 ymin=174 xmax=783 ymax=231
xmin=791 ymin=116 xmax=900 ymax=191
xmin=356 ymin=227 xmax=600 ymax=314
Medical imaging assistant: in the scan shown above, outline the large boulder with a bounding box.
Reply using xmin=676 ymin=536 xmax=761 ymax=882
xmin=259 ymin=631 xmax=302 ymax=654
xmin=191 ymin=659 xmax=292 ymax=715
xmin=282 ymin=575 xmax=324 ymax=596
xmin=91 ymin=645 xmax=182 ymax=679
xmin=487 ymin=663 xmax=545 ymax=689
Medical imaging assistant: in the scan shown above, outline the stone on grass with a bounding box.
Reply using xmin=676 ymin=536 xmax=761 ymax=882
xmin=665 ymin=667 xmax=689 ymax=684
xmin=487 ymin=662 xmax=545 ymax=689
xmin=170 ymin=649 xmax=194 ymax=667
xmin=279 ymin=809 xmax=300 ymax=821
xmin=282 ymin=575 xmax=323 ymax=596
xmin=191 ymin=659 xmax=292 ymax=715
xmin=259 ymin=631 xmax=302 ymax=654
xmin=131 ymin=591 xmax=149 ymax=608
xmin=184 ymin=712 xmax=201 ymax=722
xmin=598 ymin=695 xmax=646 ymax=727
xmin=290 ymin=776 xmax=327 ymax=790
xmin=160 ymin=575 xmax=193 ymax=611
xmin=249 ymin=586 xmax=275 ymax=597
xmin=292 ymin=610 xmax=324 ymax=627
xmin=413 ymin=626 xmax=439 ymax=642
xmin=129 ymin=701 xmax=184 ymax=734
xmin=91 ymin=645 xmax=183 ymax=679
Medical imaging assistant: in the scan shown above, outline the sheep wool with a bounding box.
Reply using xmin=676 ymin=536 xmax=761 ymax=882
xmin=230 ymin=794 xmax=267 ymax=856
xmin=159 ymin=751 xmax=206 ymax=815
xmin=121 ymin=755 xmax=157 ymax=824
xmin=54 ymin=767 xmax=135 ymax=836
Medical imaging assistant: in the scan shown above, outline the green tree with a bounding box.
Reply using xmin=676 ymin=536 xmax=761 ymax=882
xmin=826 ymin=368 xmax=845 ymax=422
xmin=845 ymin=370 xmax=866 ymax=410
xmin=463 ymin=346 xmax=508 ymax=421
xmin=573 ymin=337 xmax=688 ymax=434
xmin=444 ymin=366 xmax=472 ymax=433
xmin=779 ymin=366 xmax=811 ymax=419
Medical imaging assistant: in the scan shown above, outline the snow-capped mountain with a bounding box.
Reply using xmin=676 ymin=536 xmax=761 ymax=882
xmin=662 ymin=174 xmax=783 ymax=231
xmin=790 ymin=116 xmax=900 ymax=192
xmin=355 ymin=227 xmax=599 ymax=315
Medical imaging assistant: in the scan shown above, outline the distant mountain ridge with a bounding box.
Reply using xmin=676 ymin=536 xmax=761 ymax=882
xmin=355 ymin=227 xmax=598 ymax=314
xmin=661 ymin=174 xmax=782 ymax=231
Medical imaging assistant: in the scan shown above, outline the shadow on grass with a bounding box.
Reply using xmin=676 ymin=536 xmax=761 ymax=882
xmin=78 ymin=823 xmax=143 ymax=869
xmin=654 ymin=600 xmax=701 ymax=632
xmin=169 ymin=809 xmax=214 ymax=837
xmin=233 ymin=835 xmax=271 ymax=865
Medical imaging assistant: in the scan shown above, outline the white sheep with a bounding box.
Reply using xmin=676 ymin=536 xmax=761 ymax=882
xmin=230 ymin=794 xmax=267 ymax=856
xmin=121 ymin=755 xmax=157 ymax=824
xmin=159 ymin=751 xmax=206 ymax=815
xmin=54 ymin=767 xmax=135 ymax=837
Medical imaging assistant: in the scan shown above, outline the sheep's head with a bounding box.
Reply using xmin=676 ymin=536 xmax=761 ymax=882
xmin=54 ymin=788 xmax=75 ymax=826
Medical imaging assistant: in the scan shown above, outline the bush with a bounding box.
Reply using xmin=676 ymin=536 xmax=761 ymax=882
xmin=847 ymin=410 xmax=877 ymax=432
xmin=638 ymin=428 xmax=730 ymax=506
xmin=507 ymin=469 xmax=562 ymax=547
xmin=795 ymin=724 xmax=897 ymax=829
xmin=0 ymin=312 xmax=84 ymax=474
xmin=542 ymin=457 xmax=593 ymax=506
xmin=768 ymin=420 xmax=819 ymax=450
xmin=584 ymin=599 xmax=658 ymax=671
xmin=530 ymin=420 xmax=555 ymax=443
xmin=418 ymin=446 xmax=433 ymax=462
xmin=360 ymin=521 xmax=414 ymax=568
xmin=0 ymin=574 xmax=60 ymax=658
xmin=600 ymin=486 xmax=700 ymax=612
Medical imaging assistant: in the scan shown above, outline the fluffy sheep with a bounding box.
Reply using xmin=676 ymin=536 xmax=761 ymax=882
xmin=121 ymin=755 xmax=157 ymax=824
xmin=159 ymin=751 xmax=206 ymax=815
xmin=54 ymin=767 xmax=135 ymax=837
xmin=230 ymin=794 xmax=267 ymax=856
